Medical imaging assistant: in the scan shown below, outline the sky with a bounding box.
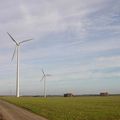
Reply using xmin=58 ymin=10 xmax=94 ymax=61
xmin=0 ymin=0 xmax=120 ymax=95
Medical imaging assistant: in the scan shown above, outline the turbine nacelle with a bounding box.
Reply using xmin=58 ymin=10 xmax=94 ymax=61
xmin=7 ymin=32 xmax=33 ymax=46
xmin=7 ymin=32 xmax=33 ymax=61
xmin=41 ymin=69 xmax=51 ymax=81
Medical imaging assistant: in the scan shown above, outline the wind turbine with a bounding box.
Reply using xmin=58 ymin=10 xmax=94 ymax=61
xmin=41 ymin=69 xmax=51 ymax=98
xmin=7 ymin=32 xmax=32 ymax=98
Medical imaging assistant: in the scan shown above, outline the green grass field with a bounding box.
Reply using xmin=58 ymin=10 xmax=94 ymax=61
xmin=1 ymin=96 xmax=120 ymax=120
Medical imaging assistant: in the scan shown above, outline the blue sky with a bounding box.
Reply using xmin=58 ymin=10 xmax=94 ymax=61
xmin=0 ymin=0 xmax=120 ymax=95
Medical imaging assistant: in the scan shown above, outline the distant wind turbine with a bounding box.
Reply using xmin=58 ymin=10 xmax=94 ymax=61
xmin=7 ymin=32 xmax=33 ymax=98
xmin=41 ymin=69 xmax=51 ymax=98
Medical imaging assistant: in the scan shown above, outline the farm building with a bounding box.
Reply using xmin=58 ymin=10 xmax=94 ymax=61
xmin=100 ymin=92 xmax=109 ymax=96
xmin=64 ymin=93 xmax=74 ymax=97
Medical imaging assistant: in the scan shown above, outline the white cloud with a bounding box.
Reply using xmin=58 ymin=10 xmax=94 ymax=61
xmin=96 ymin=56 xmax=120 ymax=68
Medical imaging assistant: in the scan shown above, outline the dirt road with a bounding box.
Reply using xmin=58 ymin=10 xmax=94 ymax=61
xmin=0 ymin=100 xmax=47 ymax=120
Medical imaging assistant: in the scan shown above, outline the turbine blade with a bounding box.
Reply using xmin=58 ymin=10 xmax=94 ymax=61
xmin=42 ymin=69 xmax=45 ymax=76
xmin=11 ymin=46 xmax=16 ymax=61
xmin=7 ymin=32 xmax=18 ymax=45
xmin=19 ymin=39 xmax=33 ymax=44
xmin=40 ymin=76 xmax=45 ymax=81
xmin=46 ymin=74 xmax=52 ymax=77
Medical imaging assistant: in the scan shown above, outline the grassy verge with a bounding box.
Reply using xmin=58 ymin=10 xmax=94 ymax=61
xmin=1 ymin=96 xmax=120 ymax=120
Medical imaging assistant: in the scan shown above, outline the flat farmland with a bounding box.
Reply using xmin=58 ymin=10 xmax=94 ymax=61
xmin=1 ymin=96 xmax=120 ymax=120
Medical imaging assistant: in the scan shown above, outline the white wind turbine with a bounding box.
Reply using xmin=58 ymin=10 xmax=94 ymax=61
xmin=7 ymin=32 xmax=32 ymax=98
xmin=41 ymin=69 xmax=51 ymax=98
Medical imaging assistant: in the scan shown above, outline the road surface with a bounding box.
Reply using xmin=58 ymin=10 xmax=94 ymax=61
xmin=0 ymin=100 xmax=47 ymax=120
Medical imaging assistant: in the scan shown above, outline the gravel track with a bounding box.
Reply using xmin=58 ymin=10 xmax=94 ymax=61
xmin=0 ymin=100 xmax=47 ymax=120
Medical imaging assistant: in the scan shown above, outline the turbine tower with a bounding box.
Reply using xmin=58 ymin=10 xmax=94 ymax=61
xmin=41 ymin=69 xmax=51 ymax=98
xmin=7 ymin=32 xmax=32 ymax=98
